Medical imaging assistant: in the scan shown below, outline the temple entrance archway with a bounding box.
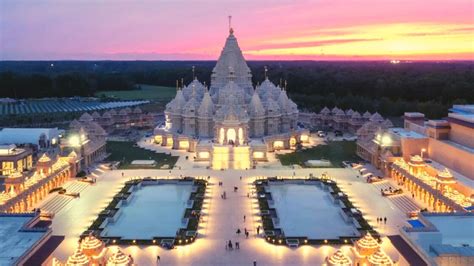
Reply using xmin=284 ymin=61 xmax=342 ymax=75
xmin=227 ymin=128 xmax=236 ymax=144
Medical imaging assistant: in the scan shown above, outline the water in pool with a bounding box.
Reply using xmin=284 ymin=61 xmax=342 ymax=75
xmin=103 ymin=183 xmax=193 ymax=239
xmin=268 ymin=183 xmax=359 ymax=239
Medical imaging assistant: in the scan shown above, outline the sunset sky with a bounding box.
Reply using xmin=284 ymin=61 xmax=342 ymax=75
xmin=1 ymin=0 xmax=473 ymax=60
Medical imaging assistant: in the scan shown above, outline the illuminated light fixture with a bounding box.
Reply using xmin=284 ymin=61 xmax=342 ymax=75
xmin=304 ymin=239 xmax=308 ymax=244
xmin=132 ymin=240 xmax=136 ymax=244
xmin=152 ymin=240 xmax=156 ymax=244
xmin=278 ymin=239 xmax=282 ymax=244
xmin=381 ymin=135 xmax=391 ymax=146
xmin=112 ymin=240 xmax=116 ymax=244
xmin=69 ymin=135 xmax=81 ymax=147
xmin=179 ymin=239 xmax=182 ymax=244
xmin=324 ymin=239 xmax=328 ymax=244
xmin=344 ymin=239 xmax=348 ymax=243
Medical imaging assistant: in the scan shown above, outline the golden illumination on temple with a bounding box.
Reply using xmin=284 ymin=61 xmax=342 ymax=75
xmin=106 ymin=248 xmax=133 ymax=266
xmin=80 ymin=234 xmax=107 ymax=264
xmin=65 ymin=247 xmax=90 ymax=266
xmin=38 ymin=153 xmax=52 ymax=163
xmin=355 ymin=233 xmax=380 ymax=256
xmin=367 ymin=249 xmax=394 ymax=266
xmin=325 ymin=249 xmax=352 ymax=266
xmin=392 ymin=158 xmax=472 ymax=211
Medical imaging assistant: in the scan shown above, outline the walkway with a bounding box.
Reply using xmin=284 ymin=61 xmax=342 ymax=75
xmin=48 ymin=168 xmax=410 ymax=265
xmin=371 ymin=180 xmax=421 ymax=214
xmin=38 ymin=181 xmax=89 ymax=214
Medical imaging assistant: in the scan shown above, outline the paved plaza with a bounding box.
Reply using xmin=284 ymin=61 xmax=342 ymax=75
xmin=47 ymin=147 xmax=415 ymax=265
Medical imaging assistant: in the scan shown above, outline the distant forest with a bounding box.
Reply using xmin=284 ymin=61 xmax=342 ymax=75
xmin=0 ymin=61 xmax=473 ymax=118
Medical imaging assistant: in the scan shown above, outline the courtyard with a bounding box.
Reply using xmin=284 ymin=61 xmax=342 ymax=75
xmin=48 ymin=165 xmax=413 ymax=265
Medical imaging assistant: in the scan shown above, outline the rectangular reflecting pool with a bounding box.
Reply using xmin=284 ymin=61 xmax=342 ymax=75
xmin=267 ymin=183 xmax=359 ymax=239
xmin=102 ymin=183 xmax=193 ymax=239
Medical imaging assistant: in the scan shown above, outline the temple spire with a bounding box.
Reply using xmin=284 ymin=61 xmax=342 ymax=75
xmin=192 ymin=66 xmax=196 ymax=80
xmin=264 ymin=66 xmax=268 ymax=79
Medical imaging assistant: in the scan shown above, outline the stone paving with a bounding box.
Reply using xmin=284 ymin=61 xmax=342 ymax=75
xmin=49 ymin=166 xmax=411 ymax=265
xmin=47 ymin=137 xmax=415 ymax=265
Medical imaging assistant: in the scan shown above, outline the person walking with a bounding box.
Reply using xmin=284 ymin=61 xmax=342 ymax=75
xmin=253 ymin=260 xmax=257 ymax=266
xmin=236 ymin=228 xmax=241 ymax=235
xmin=384 ymin=217 xmax=387 ymax=224
xmin=244 ymin=215 xmax=246 ymax=222
xmin=257 ymin=226 xmax=260 ymax=235
xmin=245 ymin=231 xmax=249 ymax=238
xmin=236 ymin=242 xmax=240 ymax=249
xmin=156 ymin=255 xmax=160 ymax=264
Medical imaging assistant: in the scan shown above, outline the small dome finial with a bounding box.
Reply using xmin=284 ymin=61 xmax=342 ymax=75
xmin=228 ymin=15 xmax=234 ymax=34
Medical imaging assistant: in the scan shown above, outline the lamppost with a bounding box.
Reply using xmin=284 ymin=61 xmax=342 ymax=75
xmin=421 ymin=148 xmax=426 ymax=159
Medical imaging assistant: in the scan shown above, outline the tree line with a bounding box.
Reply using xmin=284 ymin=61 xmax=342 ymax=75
xmin=0 ymin=60 xmax=472 ymax=118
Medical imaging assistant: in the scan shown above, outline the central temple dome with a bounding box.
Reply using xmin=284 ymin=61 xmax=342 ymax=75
xmin=210 ymin=29 xmax=253 ymax=96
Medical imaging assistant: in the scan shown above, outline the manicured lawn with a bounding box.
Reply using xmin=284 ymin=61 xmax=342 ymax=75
xmin=96 ymin=84 xmax=176 ymax=102
xmin=106 ymin=141 xmax=178 ymax=169
xmin=277 ymin=141 xmax=358 ymax=167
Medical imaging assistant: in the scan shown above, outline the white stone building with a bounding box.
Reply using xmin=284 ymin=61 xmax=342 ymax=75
xmin=154 ymin=28 xmax=309 ymax=169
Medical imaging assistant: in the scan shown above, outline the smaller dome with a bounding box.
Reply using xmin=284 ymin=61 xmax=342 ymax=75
xmin=106 ymin=248 xmax=132 ymax=266
xmin=174 ymin=90 xmax=187 ymax=112
xmin=69 ymin=119 xmax=82 ymax=129
xmin=345 ymin=109 xmax=354 ymax=116
xmin=370 ymin=112 xmax=384 ymax=123
xmin=79 ymin=113 xmax=94 ymax=122
xmin=351 ymin=111 xmax=362 ymax=119
xmin=409 ymin=155 xmax=425 ymax=166
xmin=102 ymin=111 xmax=112 ymax=119
xmin=437 ymin=168 xmax=456 ymax=184
xmin=133 ymin=107 xmax=142 ymax=114
xmin=91 ymin=112 xmax=101 ymax=119
xmin=197 ymin=91 xmax=214 ymax=117
xmin=363 ymin=111 xmax=372 ymax=119
xmin=356 ymin=233 xmax=379 ymax=255
xmin=249 ymin=91 xmax=265 ymax=118
xmin=335 ymin=109 xmax=345 ymax=116
xmin=66 ymin=247 xmax=90 ymax=266
xmin=326 ymin=249 xmax=352 ymax=266
xmin=331 ymin=107 xmax=340 ymax=114
xmin=320 ymin=107 xmax=330 ymax=115
xmin=80 ymin=234 xmax=104 ymax=257
xmin=382 ymin=119 xmax=394 ymax=128
xmin=367 ymin=249 xmax=394 ymax=266
xmin=38 ymin=153 xmax=51 ymax=163
xmin=108 ymin=109 xmax=117 ymax=116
